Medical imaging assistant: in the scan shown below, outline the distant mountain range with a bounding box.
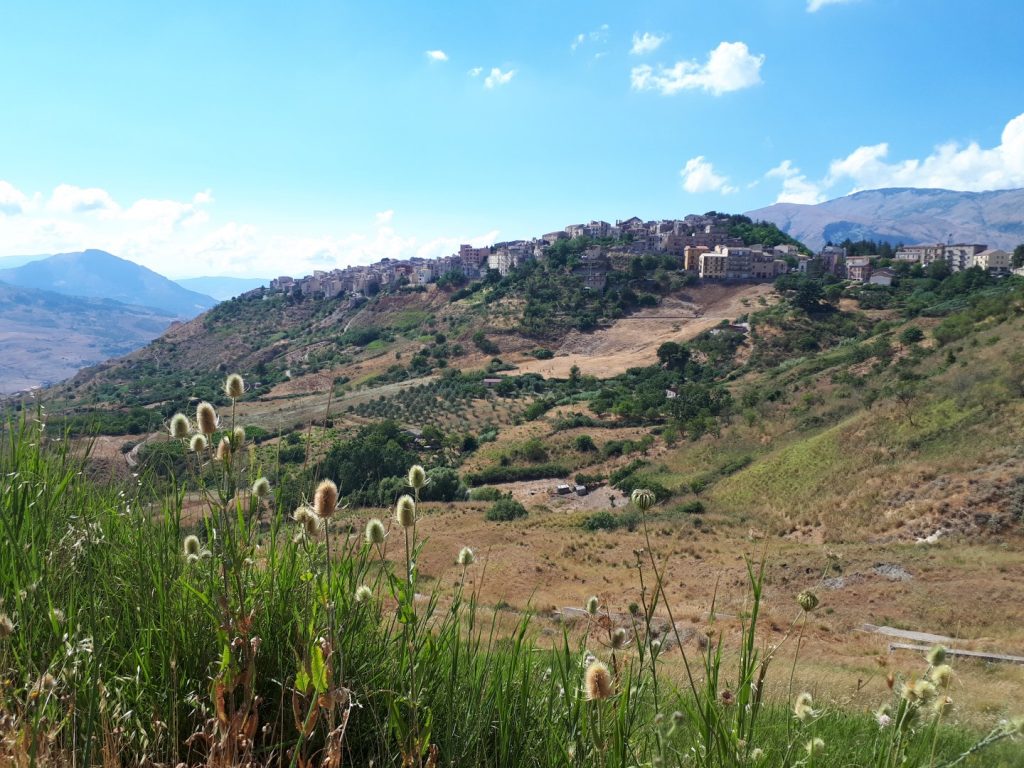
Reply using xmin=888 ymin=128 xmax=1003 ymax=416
xmin=0 ymin=254 xmax=50 ymax=270
xmin=747 ymin=187 xmax=1024 ymax=252
xmin=0 ymin=249 xmax=216 ymax=317
xmin=0 ymin=281 xmax=177 ymax=395
xmin=175 ymin=276 xmax=268 ymax=301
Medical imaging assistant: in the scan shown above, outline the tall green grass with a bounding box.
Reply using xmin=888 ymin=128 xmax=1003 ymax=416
xmin=1 ymin=405 xmax=1020 ymax=766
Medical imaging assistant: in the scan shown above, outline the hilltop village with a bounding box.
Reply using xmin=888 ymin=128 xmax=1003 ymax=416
xmin=265 ymin=212 xmax=1013 ymax=303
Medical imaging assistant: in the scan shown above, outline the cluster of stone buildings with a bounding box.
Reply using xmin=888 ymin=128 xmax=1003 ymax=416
xmin=265 ymin=213 xmax=802 ymax=300
xmin=892 ymin=243 xmax=1011 ymax=273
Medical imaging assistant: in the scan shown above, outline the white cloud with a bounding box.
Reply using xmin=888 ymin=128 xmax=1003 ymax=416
xmin=631 ymin=41 xmax=764 ymax=96
xmin=0 ymin=180 xmax=28 ymax=215
xmin=571 ymin=24 xmax=609 ymax=52
xmin=0 ymin=183 xmax=503 ymax=280
xmin=468 ymin=66 xmax=483 ymax=77
xmin=766 ymin=160 xmax=826 ymax=204
xmin=49 ymin=183 xmax=118 ymax=214
xmin=765 ymin=112 xmax=1024 ymax=203
xmin=807 ymin=0 xmax=860 ymax=12
xmin=630 ymin=32 xmax=665 ymax=55
xmin=425 ymin=49 xmax=448 ymax=62
xmin=484 ymin=67 xmax=516 ymax=89
xmin=680 ymin=156 xmax=737 ymax=195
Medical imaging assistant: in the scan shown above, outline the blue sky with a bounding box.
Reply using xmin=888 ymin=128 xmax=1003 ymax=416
xmin=1 ymin=0 xmax=1022 ymax=277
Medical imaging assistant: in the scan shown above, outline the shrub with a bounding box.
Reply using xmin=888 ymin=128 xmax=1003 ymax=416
xmin=573 ymin=435 xmax=597 ymax=452
xmin=532 ymin=348 xmax=554 ymax=359
xmin=469 ymin=486 xmax=504 ymax=501
xmin=485 ymin=497 xmax=527 ymax=521
xmin=675 ymin=500 xmax=705 ymax=515
xmin=464 ymin=463 xmax=569 ymax=486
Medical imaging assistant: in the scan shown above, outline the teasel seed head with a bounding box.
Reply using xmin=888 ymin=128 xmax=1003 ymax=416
xmin=930 ymin=664 xmax=952 ymax=688
xmin=630 ymin=487 xmax=657 ymax=512
xmin=794 ymin=692 xmax=815 ymax=722
xmin=584 ymin=660 xmax=614 ymax=701
xmin=169 ymin=413 xmax=190 ymax=439
xmin=224 ymin=373 xmax=245 ymax=400
xmin=407 ymin=464 xmax=427 ymax=491
xmin=0 ymin=613 xmax=14 ymax=638
xmin=196 ymin=401 xmax=218 ymax=435
xmin=294 ymin=505 xmax=321 ymax=537
xmin=365 ymin=518 xmax=386 ymax=545
xmin=457 ymin=546 xmax=476 ymax=566
xmin=252 ymin=477 xmax=271 ymax=499
xmin=926 ymin=645 xmax=946 ymax=666
xmin=231 ymin=426 xmax=246 ymax=448
xmin=804 ymin=738 xmax=825 ymax=757
xmin=355 ymin=585 xmax=373 ymax=603
xmin=933 ymin=696 xmax=953 ymax=717
xmin=313 ymin=479 xmax=338 ymax=520
xmin=395 ymin=494 xmax=416 ymax=528
xmin=215 ymin=436 xmax=232 ymax=462
xmin=183 ymin=535 xmax=202 ymax=557
xmin=797 ymin=590 xmax=819 ymax=612
xmin=189 ymin=434 xmax=208 ymax=452
xmin=610 ymin=627 xmax=627 ymax=650
xmin=586 ymin=595 xmax=599 ymax=615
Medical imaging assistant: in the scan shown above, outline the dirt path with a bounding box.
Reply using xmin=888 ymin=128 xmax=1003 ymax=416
xmin=510 ymin=283 xmax=773 ymax=378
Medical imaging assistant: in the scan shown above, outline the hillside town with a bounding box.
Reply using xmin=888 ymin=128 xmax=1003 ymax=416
xmin=265 ymin=212 xmax=1014 ymax=301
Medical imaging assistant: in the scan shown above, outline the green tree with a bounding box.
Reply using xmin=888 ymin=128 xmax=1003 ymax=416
xmin=1013 ymin=244 xmax=1024 ymax=268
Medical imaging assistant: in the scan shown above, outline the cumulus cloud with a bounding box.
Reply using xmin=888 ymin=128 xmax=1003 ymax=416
xmin=631 ymin=41 xmax=764 ymax=96
xmin=826 ymin=115 xmax=1024 ymax=191
xmin=0 ymin=180 xmax=28 ymax=215
xmin=0 ymin=183 xmax=502 ymax=279
xmin=425 ymin=49 xmax=448 ymax=61
xmin=571 ymin=23 xmax=609 ymax=52
xmin=468 ymin=66 xmax=483 ymax=77
xmin=484 ymin=67 xmax=516 ymax=88
xmin=680 ymin=156 xmax=737 ymax=195
xmin=49 ymin=184 xmax=118 ymax=214
xmin=807 ymin=0 xmax=860 ymax=11
xmin=630 ymin=32 xmax=665 ymax=55
xmin=765 ymin=160 xmax=826 ymax=204
xmin=765 ymin=112 xmax=1024 ymax=203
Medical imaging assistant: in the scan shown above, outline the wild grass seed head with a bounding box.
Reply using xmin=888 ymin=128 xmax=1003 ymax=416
xmin=183 ymin=535 xmax=202 ymax=557
xmin=314 ymin=479 xmax=338 ymax=519
xmin=252 ymin=477 xmax=271 ymax=498
xmin=355 ymin=585 xmax=373 ymax=603
xmin=584 ymin=660 xmax=614 ymax=701
xmin=457 ymin=546 xmax=475 ymax=566
xmin=0 ymin=613 xmax=14 ymax=638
